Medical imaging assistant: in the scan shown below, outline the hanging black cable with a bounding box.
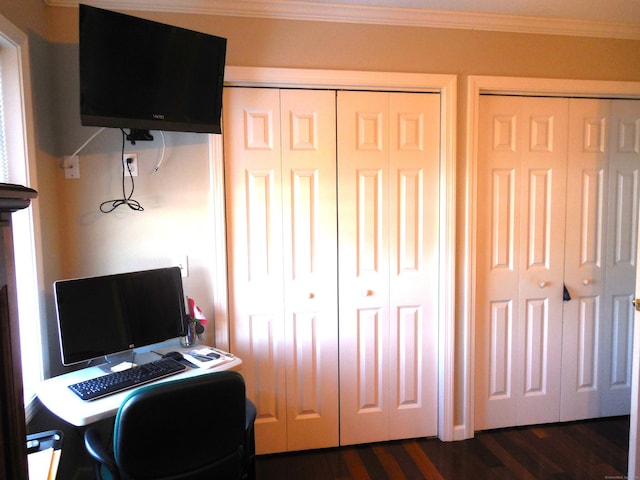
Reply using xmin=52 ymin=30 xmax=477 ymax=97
xmin=100 ymin=129 xmax=144 ymax=213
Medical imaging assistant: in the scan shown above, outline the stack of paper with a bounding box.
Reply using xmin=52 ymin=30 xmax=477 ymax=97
xmin=28 ymin=447 xmax=61 ymax=480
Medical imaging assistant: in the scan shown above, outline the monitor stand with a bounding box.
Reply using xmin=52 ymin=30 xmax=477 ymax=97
xmin=98 ymin=350 xmax=136 ymax=373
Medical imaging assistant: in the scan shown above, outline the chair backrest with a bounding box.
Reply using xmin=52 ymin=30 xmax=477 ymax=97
xmin=112 ymin=371 xmax=247 ymax=480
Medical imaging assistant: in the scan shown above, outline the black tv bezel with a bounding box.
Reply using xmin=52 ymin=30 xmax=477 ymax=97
xmin=79 ymin=4 xmax=227 ymax=135
xmin=54 ymin=266 xmax=188 ymax=367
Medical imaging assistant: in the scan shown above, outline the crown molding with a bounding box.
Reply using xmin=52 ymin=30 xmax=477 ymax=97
xmin=44 ymin=0 xmax=640 ymax=40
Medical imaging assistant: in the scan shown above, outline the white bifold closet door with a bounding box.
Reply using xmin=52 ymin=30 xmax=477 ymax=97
xmin=561 ymin=99 xmax=640 ymax=421
xmin=475 ymin=95 xmax=569 ymax=430
xmin=224 ymin=87 xmax=339 ymax=454
xmin=475 ymin=95 xmax=640 ymax=431
xmin=337 ymin=91 xmax=440 ymax=445
xmin=225 ymin=87 xmax=442 ymax=453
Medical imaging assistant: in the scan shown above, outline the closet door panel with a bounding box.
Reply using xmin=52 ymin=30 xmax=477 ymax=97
xmin=562 ymin=99 xmax=639 ymax=421
xmin=476 ymin=96 xmax=568 ymax=430
xmin=338 ymin=91 xmax=390 ymax=445
xmin=281 ymin=90 xmax=339 ymax=450
xmin=388 ymin=93 xmax=440 ymax=439
xmin=228 ymin=87 xmax=442 ymax=450
xmin=601 ymin=100 xmax=640 ymax=417
xmin=338 ymin=91 xmax=440 ymax=444
xmin=475 ymin=96 xmax=522 ymax=429
xmin=516 ymin=98 xmax=568 ymax=425
xmin=225 ymin=87 xmax=287 ymax=453
xmin=562 ymin=99 xmax=609 ymax=420
xmin=479 ymin=96 xmax=639 ymax=430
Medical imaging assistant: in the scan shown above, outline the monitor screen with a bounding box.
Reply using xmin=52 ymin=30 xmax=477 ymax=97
xmin=79 ymin=4 xmax=227 ymax=134
xmin=54 ymin=267 xmax=187 ymax=366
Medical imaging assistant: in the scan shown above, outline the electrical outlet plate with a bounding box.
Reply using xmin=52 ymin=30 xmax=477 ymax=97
xmin=122 ymin=153 xmax=138 ymax=176
xmin=63 ymin=155 xmax=80 ymax=179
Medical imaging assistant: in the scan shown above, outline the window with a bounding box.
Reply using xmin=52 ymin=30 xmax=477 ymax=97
xmin=0 ymin=15 xmax=44 ymax=413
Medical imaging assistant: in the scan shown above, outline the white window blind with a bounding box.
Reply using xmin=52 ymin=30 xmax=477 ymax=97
xmin=0 ymin=61 xmax=8 ymax=183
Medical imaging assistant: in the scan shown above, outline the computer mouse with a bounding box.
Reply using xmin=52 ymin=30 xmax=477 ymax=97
xmin=162 ymin=351 xmax=183 ymax=361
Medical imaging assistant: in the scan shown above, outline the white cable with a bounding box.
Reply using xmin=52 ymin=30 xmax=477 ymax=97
xmin=71 ymin=127 xmax=106 ymax=157
xmin=153 ymin=130 xmax=166 ymax=172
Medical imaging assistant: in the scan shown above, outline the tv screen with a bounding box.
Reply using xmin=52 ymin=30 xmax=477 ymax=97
xmin=79 ymin=4 xmax=227 ymax=134
xmin=54 ymin=267 xmax=187 ymax=366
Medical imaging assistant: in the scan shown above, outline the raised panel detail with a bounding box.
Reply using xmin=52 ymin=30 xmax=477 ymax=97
xmin=613 ymin=170 xmax=639 ymax=266
xmin=491 ymin=169 xmax=515 ymax=271
xmin=527 ymin=169 xmax=551 ymax=269
xmin=357 ymin=112 xmax=383 ymax=151
xmin=577 ymin=296 xmax=598 ymax=391
xmin=617 ymin=119 xmax=640 ymax=154
xmin=292 ymin=312 xmax=321 ymax=418
xmin=493 ymin=115 xmax=516 ymax=152
xmin=610 ymin=295 xmax=633 ymax=388
xmin=398 ymin=169 xmax=423 ymax=274
xmin=246 ymin=169 xmax=275 ymax=281
xmin=290 ymin=169 xmax=317 ymax=279
xmin=398 ymin=113 xmax=423 ymax=151
xmin=290 ymin=111 xmax=318 ymax=150
xmin=357 ymin=169 xmax=383 ymax=275
xmin=250 ymin=314 xmax=280 ymax=423
xmin=396 ymin=306 xmax=421 ymax=408
xmin=583 ymin=117 xmax=606 ymax=153
xmin=580 ymin=170 xmax=604 ymax=268
xmin=357 ymin=308 xmax=383 ymax=412
xmin=489 ymin=300 xmax=512 ymax=399
xmin=530 ymin=116 xmax=554 ymax=152
xmin=245 ymin=109 xmax=275 ymax=150
xmin=525 ymin=298 xmax=548 ymax=395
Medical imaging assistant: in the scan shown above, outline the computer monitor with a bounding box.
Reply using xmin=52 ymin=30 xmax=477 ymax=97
xmin=54 ymin=267 xmax=187 ymax=366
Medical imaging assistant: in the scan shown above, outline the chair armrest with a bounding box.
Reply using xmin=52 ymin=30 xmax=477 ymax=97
xmin=244 ymin=399 xmax=257 ymax=480
xmin=84 ymin=427 xmax=119 ymax=479
xmin=245 ymin=398 xmax=257 ymax=430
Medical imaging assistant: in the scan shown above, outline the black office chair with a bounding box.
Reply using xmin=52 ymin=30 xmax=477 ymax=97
xmin=84 ymin=371 xmax=257 ymax=480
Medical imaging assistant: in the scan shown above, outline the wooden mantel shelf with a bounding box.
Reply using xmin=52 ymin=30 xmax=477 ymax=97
xmin=0 ymin=183 xmax=37 ymax=214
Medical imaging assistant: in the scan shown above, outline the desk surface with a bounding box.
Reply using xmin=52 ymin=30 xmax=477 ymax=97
xmin=37 ymin=342 xmax=242 ymax=427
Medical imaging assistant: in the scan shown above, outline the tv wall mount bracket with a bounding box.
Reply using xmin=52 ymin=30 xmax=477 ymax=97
xmin=125 ymin=129 xmax=154 ymax=145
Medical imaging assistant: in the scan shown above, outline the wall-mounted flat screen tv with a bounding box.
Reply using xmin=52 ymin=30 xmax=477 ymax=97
xmin=79 ymin=4 xmax=227 ymax=134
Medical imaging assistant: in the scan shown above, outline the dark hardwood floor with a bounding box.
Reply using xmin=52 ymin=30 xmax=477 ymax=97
xmin=256 ymin=416 xmax=630 ymax=480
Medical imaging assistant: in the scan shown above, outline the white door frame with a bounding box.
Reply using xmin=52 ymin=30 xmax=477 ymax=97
xmin=208 ymin=66 xmax=457 ymax=441
xmin=465 ymin=76 xmax=640 ymax=448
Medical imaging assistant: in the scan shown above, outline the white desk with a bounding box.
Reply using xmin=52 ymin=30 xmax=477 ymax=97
xmin=37 ymin=342 xmax=242 ymax=427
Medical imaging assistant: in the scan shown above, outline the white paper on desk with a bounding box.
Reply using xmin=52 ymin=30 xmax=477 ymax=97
xmin=182 ymin=347 xmax=231 ymax=369
xmin=28 ymin=447 xmax=61 ymax=480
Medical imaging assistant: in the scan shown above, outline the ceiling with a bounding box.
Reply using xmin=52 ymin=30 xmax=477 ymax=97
xmin=44 ymin=0 xmax=640 ymax=39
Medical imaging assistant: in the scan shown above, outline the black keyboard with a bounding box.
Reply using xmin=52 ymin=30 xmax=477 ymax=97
xmin=68 ymin=357 xmax=187 ymax=401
